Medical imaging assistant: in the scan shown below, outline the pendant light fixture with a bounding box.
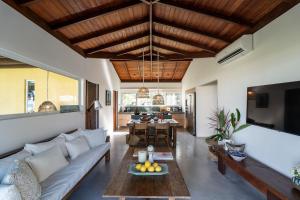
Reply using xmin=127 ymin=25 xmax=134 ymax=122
xmin=137 ymin=48 xmax=150 ymax=98
xmin=152 ymin=51 xmax=164 ymax=105
xmin=38 ymin=71 xmax=57 ymax=112
xmin=137 ymin=0 xmax=154 ymax=99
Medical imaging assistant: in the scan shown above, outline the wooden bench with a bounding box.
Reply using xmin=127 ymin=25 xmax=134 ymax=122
xmin=210 ymin=146 xmax=300 ymax=200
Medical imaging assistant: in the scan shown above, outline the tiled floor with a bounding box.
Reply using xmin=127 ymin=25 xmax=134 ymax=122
xmin=69 ymin=130 xmax=265 ymax=200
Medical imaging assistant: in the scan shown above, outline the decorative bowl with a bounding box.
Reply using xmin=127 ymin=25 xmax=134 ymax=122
xmin=292 ymin=177 xmax=300 ymax=191
xmin=226 ymin=143 xmax=246 ymax=152
xmin=228 ymin=150 xmax=247 ymax=162
xmin=128 ymin=163 xmax=168 ymax=176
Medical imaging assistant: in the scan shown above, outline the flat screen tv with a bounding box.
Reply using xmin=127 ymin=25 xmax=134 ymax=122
xmin=247 ymin=81 xmax=300 ymax=136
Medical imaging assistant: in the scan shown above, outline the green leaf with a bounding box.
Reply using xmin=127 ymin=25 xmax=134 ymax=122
xmin=230 ymin=113 xmax=236 ymax=129
xmin=236 ymin=108 xmax=241 ymax=122
xmin=233 ymin=124 xmax=250 ymax=133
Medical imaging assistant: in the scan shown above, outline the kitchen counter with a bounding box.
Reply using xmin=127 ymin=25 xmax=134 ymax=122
xmin=118 ymin=111 xmax=185 ymax=114
xmin=118 ymin=112 xmax=185 ymax=127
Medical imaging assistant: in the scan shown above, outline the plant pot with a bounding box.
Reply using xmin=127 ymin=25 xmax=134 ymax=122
xmin=218 ymin=139 xmax=233 ymax=151
xmin=205 ymin=138 xmax=218 ymax=146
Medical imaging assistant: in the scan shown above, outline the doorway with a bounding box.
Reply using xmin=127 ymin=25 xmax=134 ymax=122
xmin=113 ymin=90 xmax=118 ymax=131
xmin=185 ymin=88 xmax=196 ymax=136
xmin=85 ymin=80 xmax=99 ymax=129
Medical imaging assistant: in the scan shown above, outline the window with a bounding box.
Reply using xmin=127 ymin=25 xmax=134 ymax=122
xmin=0 ymin=56 xmax=79 ymax=116
xmin=120 ymin=89 xmax=182 ymax=107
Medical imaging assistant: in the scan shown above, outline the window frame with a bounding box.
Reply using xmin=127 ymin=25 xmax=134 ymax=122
xmin=0 ymin=49 xmax=83 ymax=121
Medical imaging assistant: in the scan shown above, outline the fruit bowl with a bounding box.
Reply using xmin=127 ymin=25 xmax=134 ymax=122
xmin=228 ymin=150 xmax=247 ymax=162
xmin=128 ymin=163 xmax=168 ymax=176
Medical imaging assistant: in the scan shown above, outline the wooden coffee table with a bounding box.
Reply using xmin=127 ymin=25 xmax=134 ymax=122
xmin=103 ymin=147 xmax=191 ymax=200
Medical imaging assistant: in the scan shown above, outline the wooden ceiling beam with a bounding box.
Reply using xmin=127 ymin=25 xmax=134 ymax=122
xmin=154 ymin=17 xmax=231 ymax=44
xmin=15 ymin=0 xmax=40 ymax=6
xmin=153 ymin=31 xmax=217 ymax=53
xmin=3 ymin=0 xmax=86 ymax=57
xmin=158 ymin=1 xmax=253 ymax=28
xmin=87 ymin=43 xmax=149 ymax=58
xmin=50 ymin=1 xmax=143 ymax=30
xmin=153 ymin=42 xmax=217 ymax=57
xmin=153 ymin=43 xmax=185 ymax=55
xmin=84 ymin=32 xmax=149 ymax=54
xmin=70 ymin=17 xmax=149 ymax=44
xmin=116 ymin=43 xmax=150 ymax=56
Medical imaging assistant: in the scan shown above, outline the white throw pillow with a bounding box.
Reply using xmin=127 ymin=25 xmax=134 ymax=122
xmin=2 ymin=160 xmax=41 ymax=200
xmin=80 ymin=128 xmax=107 ymax=148
xmin=60 ymin=129 xmax=81 ymax=141
xmin=25 ymin=146 xmax=69 ymax=182
xmin=66 ymin=136 xmax=90 ymax=160
xmin=24 ymin=135 xmax=68 ymax=157
xmin=0 ymin=185 xmax=22 ymax=200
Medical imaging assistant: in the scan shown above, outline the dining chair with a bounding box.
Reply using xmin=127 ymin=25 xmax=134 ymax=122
xmin=133 ymin=122 xmax=148 ymax=146
xmin=155 ymin=123 xmax=170 ymax=147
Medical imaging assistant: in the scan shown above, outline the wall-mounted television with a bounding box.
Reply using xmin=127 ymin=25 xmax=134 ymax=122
xmin=247 ymin=81 xmax=300 ymax=136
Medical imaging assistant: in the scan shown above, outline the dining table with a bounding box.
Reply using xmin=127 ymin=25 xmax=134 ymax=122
xmin=127 ymin=119 xmax=180 ymax=148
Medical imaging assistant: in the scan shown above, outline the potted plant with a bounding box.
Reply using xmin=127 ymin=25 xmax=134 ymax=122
xmin=206 ymin=108 xmax=249 ymax=150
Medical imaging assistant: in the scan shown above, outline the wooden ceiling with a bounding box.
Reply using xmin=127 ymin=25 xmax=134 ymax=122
xmin=3 ymin=0 xmax=299 ymax=82
xmin=112 ymin=60 xmax=191 ymax=82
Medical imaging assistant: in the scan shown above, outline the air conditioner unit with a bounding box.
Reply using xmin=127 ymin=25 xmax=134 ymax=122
xmin=216 ymin=34 xmax=253 ymax=65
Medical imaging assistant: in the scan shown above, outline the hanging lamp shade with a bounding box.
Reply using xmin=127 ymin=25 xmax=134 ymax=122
xmin=152 ymin=94 xmax=164 ymax=105
xmin=38 ymin=101 xmax=57 ymax=112
xmin=38 ymin=71 xmax=57 ymax=112
xmin=137 ymin=87 xmax=150 ymax=98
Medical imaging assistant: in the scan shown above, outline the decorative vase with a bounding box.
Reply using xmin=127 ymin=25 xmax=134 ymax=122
xmin=218 ymin=139 xmax=233 ymax=151
xmin=292 ymin=177 xmax=300 ymax=191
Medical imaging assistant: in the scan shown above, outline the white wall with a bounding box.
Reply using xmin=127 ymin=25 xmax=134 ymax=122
xmin=182 ymin=4 xmax=300 ymax=177
xmin=0 ymin=1 xmax=120 ymax=154
xmin=196 ymin=83 xmax=218 ymax=137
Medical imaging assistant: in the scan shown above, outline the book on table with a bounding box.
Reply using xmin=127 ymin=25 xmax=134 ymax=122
xmin=133 ymin=149 xmax=174 ymax=161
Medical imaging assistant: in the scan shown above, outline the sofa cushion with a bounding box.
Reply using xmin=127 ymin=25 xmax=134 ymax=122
xmin=66 ymin=136 xmax=90 ymax=160
xmin=80 ymin=129 xmax=107 ymax=148
xmin=2 ymin=160 xmax=41 ymax=200
xmin=60 ymin=130 xmax=82 ymax=141
xmin=0 ymin=184 xmax=22 ymax=200
xmin=40 ymin=142 xmax=110 ymax=200
xmin=24 ymin=135 xmax=68 ymax=157
xmin=0 ymin=150 xmax=31 ymax=181
xmin=25 ymin=146 xmax=69 ymax=182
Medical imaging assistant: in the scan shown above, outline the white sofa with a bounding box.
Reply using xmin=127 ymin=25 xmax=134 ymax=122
xmin=0 ymin=131 xmax=110 ymax=200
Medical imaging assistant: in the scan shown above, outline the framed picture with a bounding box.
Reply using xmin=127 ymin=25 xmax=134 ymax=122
xmin=105 ymin=90 xmax=111 ymax=106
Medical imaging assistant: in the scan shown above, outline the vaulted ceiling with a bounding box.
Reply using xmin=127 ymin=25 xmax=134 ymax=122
xmin=3 ymin=0 xmax=299 ymax=82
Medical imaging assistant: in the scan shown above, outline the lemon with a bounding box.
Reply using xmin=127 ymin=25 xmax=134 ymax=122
xmin=135 ymin=163 xmax=142 ymax=170
xmin=148 ymin=166 xmax=155 ymax=172
xmin=140 ymin=165 xmax=147 ymax=172
xmin=155 ymin=166 xmax=162 ymax=172
xmin=144 ymin=160 xmax=151 ymax=168
xmin=152 ymin=162 xmax=159 ymax=168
